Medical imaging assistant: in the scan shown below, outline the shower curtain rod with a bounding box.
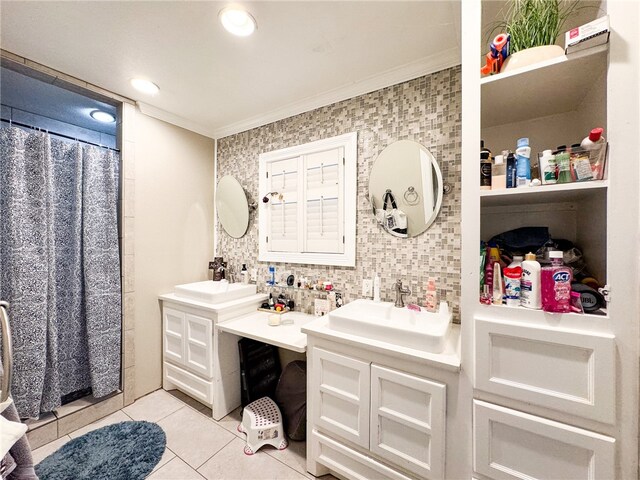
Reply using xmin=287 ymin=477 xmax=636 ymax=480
xmin=1 ymin=118 xmax=121 ymax=153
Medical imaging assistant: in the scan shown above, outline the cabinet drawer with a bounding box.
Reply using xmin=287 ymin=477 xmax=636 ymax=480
xmin=473 ymin=400 xmax=615 ymax=480
xmin=313 ymin=430 xmax=413 ymax=480
xmin=370 ymin=365 xmax=446 ymax=480
xmin=164 ymin=362 xmax=213 ymax=405
xmin=475 ymin=317 xmax=615 ymax=424
xmin=312 ymin=348 xmax=370 ymax=449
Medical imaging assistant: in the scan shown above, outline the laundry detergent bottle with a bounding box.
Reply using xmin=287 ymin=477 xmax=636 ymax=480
xmin=541 ymin=251 xmax=572 ymax=313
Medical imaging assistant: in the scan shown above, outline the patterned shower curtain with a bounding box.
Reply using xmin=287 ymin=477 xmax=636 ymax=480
xmin=0 ymin=126 xmax=121 ymax=418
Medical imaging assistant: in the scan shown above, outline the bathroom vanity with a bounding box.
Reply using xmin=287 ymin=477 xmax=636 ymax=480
xmin=303 ymin=301 xmax=460 ymax=480
xmin=158 ymin=281 xmax=266 ymax=420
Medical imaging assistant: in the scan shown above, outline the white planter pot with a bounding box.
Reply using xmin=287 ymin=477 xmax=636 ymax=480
xmin=500 ymin=45 xmax=565 ymax=73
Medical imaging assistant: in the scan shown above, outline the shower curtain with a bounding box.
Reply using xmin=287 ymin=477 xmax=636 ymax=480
xmin=0 ymin=126 xmax=121 ymax=418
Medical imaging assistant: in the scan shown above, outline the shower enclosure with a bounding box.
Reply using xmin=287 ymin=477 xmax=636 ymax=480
xmin=0 ymin=66 xmax=122 ymax=419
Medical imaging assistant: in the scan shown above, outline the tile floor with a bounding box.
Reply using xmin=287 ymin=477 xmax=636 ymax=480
xmin=31 ymin=389 xmax=336 ymax=480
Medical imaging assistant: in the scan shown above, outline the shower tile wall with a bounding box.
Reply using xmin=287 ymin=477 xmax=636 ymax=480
xmin=217 ymin=66 xmax=462 ymax=320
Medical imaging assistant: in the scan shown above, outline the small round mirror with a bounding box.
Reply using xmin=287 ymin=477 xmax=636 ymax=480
xmin=216 ymin=175 xmax=250 ymax=238
xmin=369 ymin=140 xmax=443 ymax=238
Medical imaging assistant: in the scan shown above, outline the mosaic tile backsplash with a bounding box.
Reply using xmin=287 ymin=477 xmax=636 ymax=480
xmin=217 ymin=66 xmax=462 ymax=321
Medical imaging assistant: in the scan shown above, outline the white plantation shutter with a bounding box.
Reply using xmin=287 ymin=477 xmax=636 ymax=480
xmin=258 ymin=132 xmax=356 ymax=266
xmin=267 ymin=157 xmax=299 ymax=252
xmin=304 ymin=148 xmax=344 ymax=253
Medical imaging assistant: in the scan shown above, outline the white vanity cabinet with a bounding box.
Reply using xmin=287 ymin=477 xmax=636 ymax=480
xmin=159 ymin=292 xmax=266 ymax=420
xmin=305 ymin=328 xmax=459 ymax=480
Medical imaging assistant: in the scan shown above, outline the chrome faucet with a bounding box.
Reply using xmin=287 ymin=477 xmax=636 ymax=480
xmin=394 ymin=279 xmax=411 ymax=308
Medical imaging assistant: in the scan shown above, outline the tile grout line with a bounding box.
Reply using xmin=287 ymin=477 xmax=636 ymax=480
xmin=194 ymin=436 xmax=237 ymax=471
xmin=266 ymin=447 xmax=314 ymax=479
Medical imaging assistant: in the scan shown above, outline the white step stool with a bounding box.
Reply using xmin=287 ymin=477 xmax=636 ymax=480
xmin=237 ymin=397 xmax=288 ymax=455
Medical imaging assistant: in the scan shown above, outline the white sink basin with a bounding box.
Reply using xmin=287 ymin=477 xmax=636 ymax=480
xmin=174 ymin=280 xmax=257 ymax=304
xmin=328 ymin=299 xmax=452 ymax=353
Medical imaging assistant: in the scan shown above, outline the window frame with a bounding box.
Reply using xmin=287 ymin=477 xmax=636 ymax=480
xmin=258 ymin=132 xmax=357 ymax=267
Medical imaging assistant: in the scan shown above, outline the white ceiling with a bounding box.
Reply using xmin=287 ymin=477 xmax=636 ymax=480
xmin=0 ymin=1 xmax=461 ymax=138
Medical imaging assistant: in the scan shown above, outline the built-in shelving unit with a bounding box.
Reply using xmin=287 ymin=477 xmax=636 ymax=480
xmin=462 ymin=3 xmax=640 ymax=478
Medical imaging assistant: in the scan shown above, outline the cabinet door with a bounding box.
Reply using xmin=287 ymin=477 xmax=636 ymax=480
xmin=370 ymin=365 xmax=446 ymax=480
xmin=473 ymin=400 xmax=615 ymax=480
xmin=475 ymin=317 xmax=615 ymax=424
xmin=312 ymin=348 xmax=370 ymax=448
xmin=163 ymin=307 xmax=185 ymax=366
xmin=184 ymin=313 xmax=212 ymax=378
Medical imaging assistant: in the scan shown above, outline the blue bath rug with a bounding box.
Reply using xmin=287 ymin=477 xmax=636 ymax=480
xmin=35 ymin=421 xmax=166 ymax=480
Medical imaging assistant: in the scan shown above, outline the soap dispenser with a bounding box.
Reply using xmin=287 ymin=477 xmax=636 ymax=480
xmin=241 ymin=264 xmax=249 ymax=284
xmin=373 ymin=273 xmax=381 ymax=302
xmin=424 ymin=277 xmax=438 ymax=313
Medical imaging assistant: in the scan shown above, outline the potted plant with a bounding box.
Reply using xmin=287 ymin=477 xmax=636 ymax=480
xmin=488 ymin=0 xmax=584 ymax=72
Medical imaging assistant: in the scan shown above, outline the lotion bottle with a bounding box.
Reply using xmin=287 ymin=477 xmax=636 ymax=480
xmin=373 ymin=273 xmax=381 ymax=302
xmin=521 ymin=252 xmax=541 ymax=309
xmin=424 ymin=277 xmax=438 ymax=312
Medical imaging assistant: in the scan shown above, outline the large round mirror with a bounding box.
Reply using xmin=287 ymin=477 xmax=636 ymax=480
xmin=369 ymin=140 xmax=443 ymax=238
xmin=217 ymin=175 xmax=250 ymax=238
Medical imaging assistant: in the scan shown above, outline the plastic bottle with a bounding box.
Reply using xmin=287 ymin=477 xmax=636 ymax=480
xmin=506 ymin=151 xmax=517 ymax=188
xmin=581 ymin=127 xmax=606 ymax=180
xmin=541 ymin=251 xmax=573 ymax=313
xmin=241 ymin=264 xmax=249 ymax=284
xmin=424 ymin=277 xmax=438 ymax=312
xmin=373 ymin=273 xmax=381 ymax=302
xmin=491 ymin=154 xmax=506 ymax=190
xmin=521 ymin=252 xmax=541 ymax=309
xmin=555 ymin=147 xmax=572 ymax=184
xmin=503 ymin=257 xmax=523 ymax=307
xmin=480 ymin=140 xmax=492 ymax=190
xmin=539 ymin=149 xmax=557 ymax=185
xmin=492 ymin=263 xmax=503 ymax=305
xmin=515 ymin=137 xmax=531 ymax=188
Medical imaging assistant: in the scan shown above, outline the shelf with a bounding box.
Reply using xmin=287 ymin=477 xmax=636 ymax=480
xmin=481 ymin=44 xmax=608 ymax=128
xmin=480 ymin=179 xmax=607 ymax=207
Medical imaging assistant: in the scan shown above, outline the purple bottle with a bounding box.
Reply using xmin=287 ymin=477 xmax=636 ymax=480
xmin=541 ymin=251 xmax=572 ymax=313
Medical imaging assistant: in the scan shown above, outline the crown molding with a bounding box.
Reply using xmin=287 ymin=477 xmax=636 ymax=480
xmin=136 ymin=102 xmax=216 ymax=139
xmin=212 ymin=47 xmax=461 ymax=139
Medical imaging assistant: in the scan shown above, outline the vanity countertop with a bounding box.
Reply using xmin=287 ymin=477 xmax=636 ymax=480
xmin=158 ymin=292 xmax=268 ymax=313
xmin=302 ymin=318 xmax=461 ymax=372
xmin=217 ymin=310 xmax=317 ymax=353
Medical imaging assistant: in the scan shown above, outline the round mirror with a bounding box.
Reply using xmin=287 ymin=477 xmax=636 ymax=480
xmin=217 ymin=175 xmax=250 ymax=238
xmin=369 ymin=140 xmax=443 ymax=238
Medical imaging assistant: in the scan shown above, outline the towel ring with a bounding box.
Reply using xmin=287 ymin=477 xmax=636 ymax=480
xmin=404 ymin=186 xmax=420 ymax=205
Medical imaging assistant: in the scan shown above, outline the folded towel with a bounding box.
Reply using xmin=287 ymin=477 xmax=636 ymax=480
xmin=0 ymin=414 xmax=27 ymax=459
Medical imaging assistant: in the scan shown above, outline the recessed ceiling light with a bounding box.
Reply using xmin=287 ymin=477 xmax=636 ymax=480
xmin=130 ymin=78 xmax=160 ymax=95
xmin=90 ymin=110 xmax=116 ymax=123
xmin=219 ymin=6 xmax=256 ymax=37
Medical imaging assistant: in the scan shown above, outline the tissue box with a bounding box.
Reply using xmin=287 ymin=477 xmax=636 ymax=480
xmin=565 ymin=15 xmax=609 ymax=54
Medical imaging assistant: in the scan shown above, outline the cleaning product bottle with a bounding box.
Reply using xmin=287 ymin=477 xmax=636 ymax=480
xmin=491 ymin=154 xmax=506 ymax=190
xmin=581 ymin=127 xmax=606 ymax=179
xmin=555 ymin=146 xmax=572 ymax=184
xmin=373 ymin=273 xmax=381 ymax=302
xmin=515 ymin=137 xmax=531 ymax=188
xmin=539 ymin=149 xmax=557 ymax=185
xmin=521 ymin=252 xmax=541 ymax=309
xmin=425 ymin=277 xmax=438 ymax=312
xmin=541 ymin=251 xmax=572 ymax=313
xmin=484 ymin=245 xmax=494 ymax=297
xmin=480 ymin=140 xmax=492 ymax=190
xmin=505 ymin=150 xmax=517 ymax=188
xmin=241 ymin=264 xmax=249 ymax=284
xmin=503 ymin=257 xmax=523 ymax=307
xmin=492 ymin=262 xmax=503 ymax=305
